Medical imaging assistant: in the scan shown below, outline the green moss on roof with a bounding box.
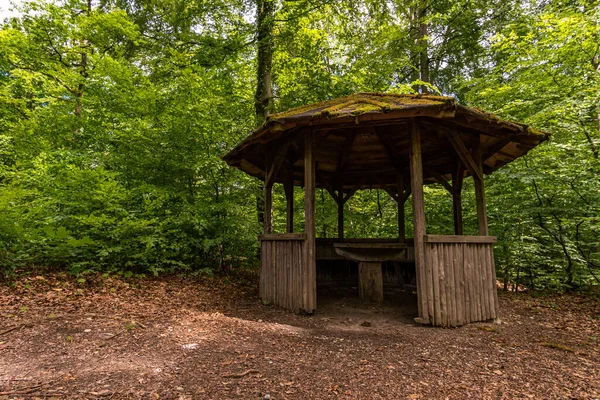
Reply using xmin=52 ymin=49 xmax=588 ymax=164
xmin=267 ymin=92 xmax=455 ymax=121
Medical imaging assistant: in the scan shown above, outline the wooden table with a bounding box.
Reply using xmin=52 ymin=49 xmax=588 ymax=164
xmin=333 ymin=243 xmax=407 ymax=303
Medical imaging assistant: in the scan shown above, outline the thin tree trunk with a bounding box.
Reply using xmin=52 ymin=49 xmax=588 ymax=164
xmin=409 ymin=0 xmax=430 ymax=93
xmin=254 ymin=0 xmax=275 ymax=229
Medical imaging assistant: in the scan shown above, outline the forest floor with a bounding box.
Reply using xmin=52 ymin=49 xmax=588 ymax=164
xmin=1 ymin=273 xmax=599 ymax=399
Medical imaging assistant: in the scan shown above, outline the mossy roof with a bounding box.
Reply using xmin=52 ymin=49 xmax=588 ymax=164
xmin=222 ymin=92 xmax=550 ymax=187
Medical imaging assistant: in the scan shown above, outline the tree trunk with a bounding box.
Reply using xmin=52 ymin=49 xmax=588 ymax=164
xmin=254 ymin=0 xmax=275 ymax=121
xmin=410 ymin=0 xmax=430 ymax=93
xmin=254 ymin=0 xmax=275 ymax=229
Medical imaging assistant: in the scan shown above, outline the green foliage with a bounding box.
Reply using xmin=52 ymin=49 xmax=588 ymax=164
xmin=0 ymin=0 xmax=598 ymax=291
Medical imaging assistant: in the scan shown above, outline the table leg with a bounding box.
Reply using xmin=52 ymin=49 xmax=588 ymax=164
xmin=358 ymin=261 xmax=384 ymax=303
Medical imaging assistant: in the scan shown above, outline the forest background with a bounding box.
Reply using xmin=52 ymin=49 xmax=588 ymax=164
xmin=0 ymin=0 xmax=598 ymax=291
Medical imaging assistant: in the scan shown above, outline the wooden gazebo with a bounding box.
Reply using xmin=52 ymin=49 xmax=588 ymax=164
xmin=223 ymin=93 xmax=548 ymax=327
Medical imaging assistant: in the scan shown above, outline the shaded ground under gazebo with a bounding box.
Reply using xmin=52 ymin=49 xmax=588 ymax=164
xmin=223 ymin=93 xmax=548 ymax=327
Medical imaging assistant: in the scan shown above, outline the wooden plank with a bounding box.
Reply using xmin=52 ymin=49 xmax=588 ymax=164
xmin=424 ymin=235 xmax=497 ymax=244
xmin=443 ymin=244 xmax=452 ymax=327
xmin=259 ymin=233 xmax=307 ymax=241
xmin=268 ymin=241 xmax=274 ymax=304
xmin=409 ymin=119 xmax=430 ymax=324
xmin=490 ymin=245 xmax=500 ymax=319
xmin=304 ymin=130 xmax=317 ymax=313
xmin=463 ymin=244 xmax=471 ymax=324
xmin=430 ymin=244 xmax=441 ymax=326
xmin=472 ymin=244 xmax=485 ymax=321
xmin=286 ymin=242 xmax=292 ymax=310
xmin=358 ymin=262 xmax=384 ymax=303
xmin=445 ymin=130 xmax=484 ymax=182
xmin=438 ymin=243 xmax=447 ymax=326
xmin=447 ymin=244 xmax=456 ymax=327
xmin=480 ymin=244 xmax=491 ymax=320
xmin=467 ymin=244 xmax=476 ymax=322
xmin=473 ymin=140 xmax=489 ymax=236
xmin=259 ymin=242 xmax=266 ymax=301
xmin=486 ymin=244 xmax=497 ymax=319
xmin=455 ymin=243 xmax=465 ymax=326
xmin=297 ymin=240 xmax=304 ymax=313
xmin=271 ymin=239 xmax=277 ymax=307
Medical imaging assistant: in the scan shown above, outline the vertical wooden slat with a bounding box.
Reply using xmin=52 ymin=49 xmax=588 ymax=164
xmin=481 ymin=244 xmax=491 ymax=320
xmin=298 ymin=240 xmax=304 ymax=312
xmin=462 ymin=244 xmax=471 ymax=324
xmin=491 ymin=245 xmax=500 ymax=319
xmin=430 ymin=244 xmax=441 ymax=326
xmin=474 ymin=244 xmax=484 ymax=321
xmin=438 ymin=244 xmax=447 ymax=326
xmin=467 ymin=244 xmax=477 ymax=322
xmin=486 ymin=244 xmax=498 ymax=319
xmin=444 ymin=243 xmax=456 ymax=326
xmin=447 ymin=244 xmax=457 ymax=327
xmin=454 ymin=243 xmax=465 ymax=326
xmin=259 ymin=242 xmax=265 ymax=301
xmin=409 ymin=119 xmax=430 ymax=324
xmin=265 ymin=241 xmax=271 ymax=303
xmin=304 ymin=131 xmax=317 ymax=313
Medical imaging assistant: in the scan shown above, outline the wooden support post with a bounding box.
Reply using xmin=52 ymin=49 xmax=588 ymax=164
xmin=398 ymin=175 xmax=406 ymax=243
xmin=284 ymin=169 xmax=294 ymax=233
xmin=473 ymin=140 xmax=489 ymax=236
xmin=358 ymin=262 xmax=384 ymax=303
xmin=452 ymin=162 xmax=464 ymax=235
xmin=264 ymin=184 xmax=273 ymax=234
xmin=409 ymin=119 xmax=430 ymax=324
xmin=303 ymin=130 xmax=317 ymax=312
xmin=264 ymin=151 xmax=273 ymax=234
xmin=337 ymin=194 xmax=344 ymax=241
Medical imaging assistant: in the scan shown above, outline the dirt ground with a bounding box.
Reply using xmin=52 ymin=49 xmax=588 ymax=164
xmin=1 ymin=274 xmax=599 ymax=399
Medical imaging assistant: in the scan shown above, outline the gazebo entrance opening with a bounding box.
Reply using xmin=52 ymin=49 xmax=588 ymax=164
xmin=223 ymin=93 xmax=548 ymax=327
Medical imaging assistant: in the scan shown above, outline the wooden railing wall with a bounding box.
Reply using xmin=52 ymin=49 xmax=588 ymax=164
xmin=259 ymin=234 xmax=315 ymax=313
xmin=423 ymin=235 xmax=499 ymax=327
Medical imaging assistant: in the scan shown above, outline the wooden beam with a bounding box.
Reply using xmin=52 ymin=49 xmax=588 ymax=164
xmin=342 ymin=187 xmax=359 ymax=204
xmin=304 ymin=130 xmax=317 ymax=312
xmin=445 ymin=130 xmax=484 ymax=182
xmin=265 ymin=140 xmax=290 ymax=186
xmin=398 ymin=174 xmax=406 ymax=243
xmin=409 ymin=119 xmax=430 ymax=324
xmin=320 ymin=177 xmax=341 ymax=204
xmin=483 ymin=138 xmax=511 ymax=162
xmin=264 ymin=150 xmax=273 ymax=234
xmin=424 ymin=235 xmax=497 ymax=244
xmin=425 ymin=167 xmax=454 ymax=195
xmin=473 ymin=140 xmax=489 ymax=236
xmin=383 ymin=186 xmax=399 ymax=202
xmin=452 ymin=161 xmax=464 ymax=235
xmin=284 ymin=167 xmax=294 ymax=233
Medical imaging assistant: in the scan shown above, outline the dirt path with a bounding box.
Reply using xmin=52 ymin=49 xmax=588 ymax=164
xmin=1 ymin=274 xmax=599 ymax=399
